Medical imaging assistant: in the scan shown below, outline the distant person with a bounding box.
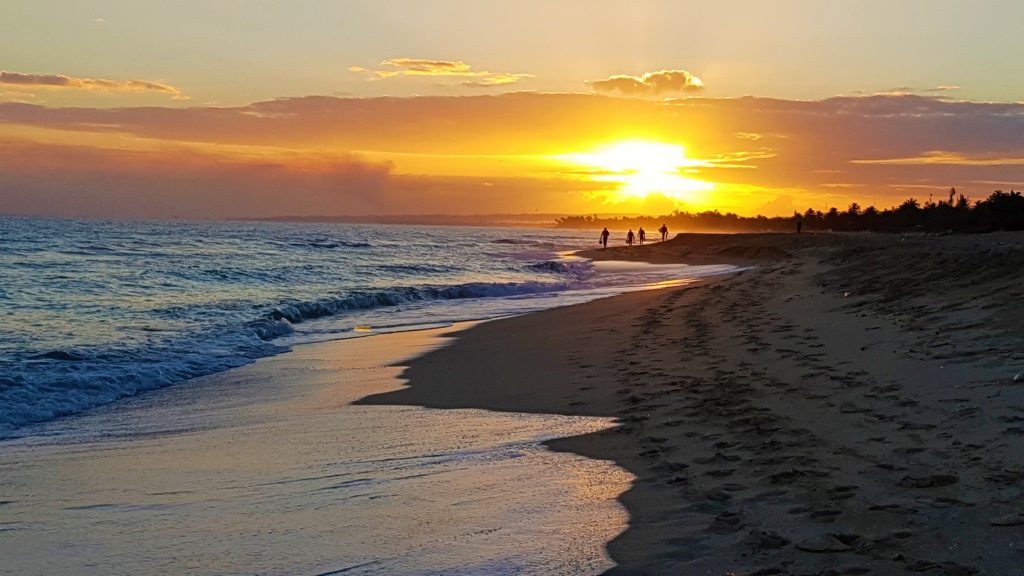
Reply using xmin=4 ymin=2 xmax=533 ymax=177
xmin=638 ymin=227 xmax=646 ymax=245
xmin=600 ymin=227 xmax=610 ymax=248
xmin=659 ymin=224 xmax=668 ymax=241
xmin=796 ymin=219 xmax=803 ymax=234
xmin=626 ymin=229 xmax=635 ymax=246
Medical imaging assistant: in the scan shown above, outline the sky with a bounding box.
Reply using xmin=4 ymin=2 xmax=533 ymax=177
xmin=2 ymin=0 xmax=1023 ymax=219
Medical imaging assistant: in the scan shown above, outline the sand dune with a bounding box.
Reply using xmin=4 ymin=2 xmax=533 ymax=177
xmin=363 ymin=231 xmax=1024 ymax=575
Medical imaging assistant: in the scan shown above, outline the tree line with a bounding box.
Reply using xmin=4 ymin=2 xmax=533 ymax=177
xmin=554 ymin=189 xmax=1024 ymax=233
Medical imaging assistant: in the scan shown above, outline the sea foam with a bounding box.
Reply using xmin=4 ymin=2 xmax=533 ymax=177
xmin=0 ymin=217 xmax=736 ymax=436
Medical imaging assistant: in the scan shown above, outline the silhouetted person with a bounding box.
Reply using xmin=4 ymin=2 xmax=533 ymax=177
xmin=796 ymin=219 xmax=802 ymax=234
xmin=600 ymin=227 xmax=610 ymax=248
xmin=659 ymin=224 xmax=668 ymax=241
xmin=638 ymin=227 xmax=646 ymax=245
xmin=626 ymin=229 xmax=635 ymax=246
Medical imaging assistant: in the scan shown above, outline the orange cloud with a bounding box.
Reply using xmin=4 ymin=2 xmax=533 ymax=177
xmin=459 ymin=74 xmax=526 ymax=88
xmin=2 ymin=93 xmax=1023 ymax=218
xmin=851 ymin=151 xmax=1024 ymax=166
xmin=0 ymin=139 xmax=391 ymax=219
xmin=353 ymin=58 xmax=532 ymax=88
xmin=0 ymin=137 xmax=602 ymax=219
xmin=590 ymin=69 xmax=704 ymax=97
xmin=0 ymin=71 xmax=185 ymax=99
xmin=377 ymin=58 xmax=474 ymax=76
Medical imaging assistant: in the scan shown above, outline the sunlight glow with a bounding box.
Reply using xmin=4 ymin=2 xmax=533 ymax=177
xmin=557 ymin=141 xmax=714 ymax=203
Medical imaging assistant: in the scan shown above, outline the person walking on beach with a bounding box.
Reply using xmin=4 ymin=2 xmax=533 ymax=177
xmin=600 ymin=227 xmax=610 ymax=248
xmin=626 ymin=229 xmax=635 ymax=246
xmin=796 ymin=218 xmax=802 ymax=234
xmin=638 ymin=227 xmax=646 ymax=245
xmin=659 ymin=224 xmax=668 ymax=241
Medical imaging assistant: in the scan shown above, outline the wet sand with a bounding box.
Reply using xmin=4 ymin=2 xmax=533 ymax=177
xmin=0 ymin=329 xmax=630 ymax=575
xmin=363 ymin=232 xmax=1024 ymax=575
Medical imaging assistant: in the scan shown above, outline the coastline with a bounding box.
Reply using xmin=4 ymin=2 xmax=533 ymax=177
xmin=363 ymin=231 xmax=1024 ymax=574
xmin=0 ymin=326 xmax=631 ymax=575
xmin=6 ymin=230 xmax=1023 ymax=574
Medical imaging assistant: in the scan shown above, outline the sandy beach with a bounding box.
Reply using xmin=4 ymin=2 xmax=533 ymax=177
xmin=6 ymin=230 xmax=1024 ymax=575
xmin=364 ymin=231 xmax=1024 ymax=575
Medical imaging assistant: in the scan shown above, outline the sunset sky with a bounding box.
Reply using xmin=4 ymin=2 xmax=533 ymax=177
xmin=2 ymin=0 xmax=1023 ymax=219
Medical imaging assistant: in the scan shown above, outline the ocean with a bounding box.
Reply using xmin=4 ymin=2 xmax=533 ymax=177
xmin=0 ymin=217 xmax=733 ymax=437
xmin=0 ymin=329 xmax=636 ymax=575
xmin=0 ymin=217 xmax=736 ymax=574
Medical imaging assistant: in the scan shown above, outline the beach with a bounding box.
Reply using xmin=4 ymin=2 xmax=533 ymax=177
xmin=0 ymin=327 xmax=631 ymax=575
xmin=1 ymin=219 xmax=732 ymax=575
xmin=366 ymin=231 xmax=1024 ymax=574
xmin=5 ymin=230 xmax=1024 ymax=575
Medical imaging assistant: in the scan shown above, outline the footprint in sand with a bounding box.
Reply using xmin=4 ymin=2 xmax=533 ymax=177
xmin=705 ymin=489 xmax=733 ymax=502
xmin=898 ymin=474 xmax=958 ymax=488
xmin=829 ymin=485 xmax=859 ymax=499
xmin=795 ymin=534 xmax=851 ymax=553
xmin=693 ymin=452 xmax=742 ymax=465
xmin=867 ymin=503 xmax=917 ymax=515
xmin=808 ymin=508 xmax=844 ymax=523
xmin=706 ymin=511 xmax=744 ymax=534
xmin=742 ymin=530 xmax=790 ymax=549
xmin=989 ymin=512 xmax=1024 ymax=526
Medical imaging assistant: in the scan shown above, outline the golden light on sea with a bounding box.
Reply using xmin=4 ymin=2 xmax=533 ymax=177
xmin=556 ymin=140 xmax=714 ymax=205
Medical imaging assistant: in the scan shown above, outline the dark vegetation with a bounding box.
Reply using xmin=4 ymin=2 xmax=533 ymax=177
xmin=555 ymin=189 xmax=1024 ymax=233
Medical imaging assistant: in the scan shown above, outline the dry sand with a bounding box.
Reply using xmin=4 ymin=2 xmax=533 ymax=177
xmin=362 ymin=232 xmax=1024 ymax=575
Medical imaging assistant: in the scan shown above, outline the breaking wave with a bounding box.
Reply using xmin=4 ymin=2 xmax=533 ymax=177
xmin=0 ymin=217 xmax=735 ymax=437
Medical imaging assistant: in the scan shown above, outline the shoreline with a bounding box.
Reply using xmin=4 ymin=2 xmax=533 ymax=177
xmin=6 ymin=230 xmax=1023 ymax=574
xmin=0 ymin=221 xmax=734 ymax=440
xmin=363 ymin=231 xmax=1024 ymax=574
xmin=0 ymin=325 xmax=631 ymax=575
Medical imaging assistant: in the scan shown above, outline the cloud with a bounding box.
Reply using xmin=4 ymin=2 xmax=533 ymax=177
xmin=0 ymin=139 xmax=392 ymax=219
xmin=851 ymin=151 xmax=1024 ymax=166
xmin=873 ymin=85 xmax=964 ymax=97
xmin=0 ymin=71 xmax=185 ymax=99
xmin=847 ymin=85 xmax=963 ymax=98
xmin=0 ymin=137 xmax=604 ymax=219
xmin=378 ymin=58 xmax=474 ymax=76
xmin=3 ymin=92 xmax=1024 ymax=217
xmin=351 ymin=58 xmax=532 ymax=88
xmin=874 ymin=87 xmax=915 ymax=97
xmin=459 ymin=74 xmax=525 ymax=88
xmin=590 ymin=69 xmax=704 ymax=97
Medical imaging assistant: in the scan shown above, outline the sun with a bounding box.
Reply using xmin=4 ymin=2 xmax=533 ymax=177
xmin=557 ymin=140 xmax=714 ymax=203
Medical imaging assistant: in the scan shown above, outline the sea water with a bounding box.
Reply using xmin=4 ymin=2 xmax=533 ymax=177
xmin=0 ymin=217 xmax=737 ymax=574
xmin=0 ymin=329 xmax=633 ymax=575
xmin=0 ymin=217 xmax=734 ymax=436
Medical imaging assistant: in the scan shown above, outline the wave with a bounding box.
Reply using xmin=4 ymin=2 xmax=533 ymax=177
xmin=288 ymin=240 xmax=371 ymax=249
xmin=30 ymin=350 xmax=87 ymax=361
xmin=260 ymin=279 xmax=573 ymax=334
xmin=0 ymin=276 xmax=585 ymax=435
xmin=492 ymin=238 xmax=562 ymax=252
xmin=373 ymin=263 xmax=458 ymax=275
xmin=1 ymin=337 xmax=284 ymax=437
xmin=492 ymin=238 xmax=540 ymax=245
xmin=524 ymin=260 xmax=593 ymax=276
xmin=1 ymin=216 xmax=737 ymax=438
